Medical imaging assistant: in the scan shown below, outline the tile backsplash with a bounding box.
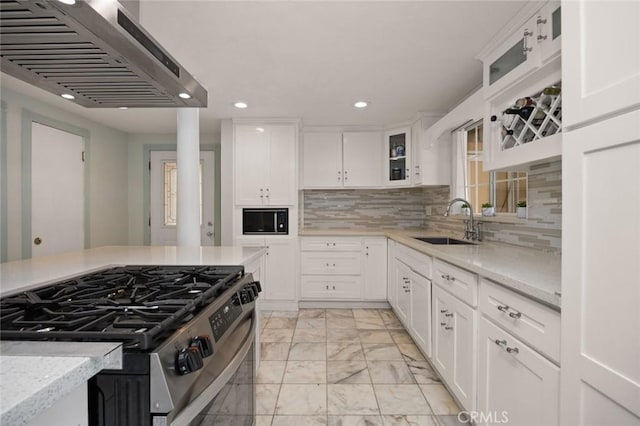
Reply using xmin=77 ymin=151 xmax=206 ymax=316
xmin=302 ymin=188 xmax=428 ymax=230
xmin=302 ymin=161 xmax=562 ymax=252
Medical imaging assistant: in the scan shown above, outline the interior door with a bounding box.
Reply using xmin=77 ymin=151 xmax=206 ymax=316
xmin=31 ymin=122 xmax=84 ymax=258
xmin=150 ymin=150 xmax=215 ymax=246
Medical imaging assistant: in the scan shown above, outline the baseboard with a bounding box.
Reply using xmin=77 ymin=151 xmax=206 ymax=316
xmin=258 ymin=299 xmax=299 ymax=311
xmin=298 ymin=300 xmax=390 ymax=309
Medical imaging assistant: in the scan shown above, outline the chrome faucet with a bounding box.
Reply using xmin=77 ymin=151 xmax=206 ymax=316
xmin=444 ymin=198 xmax=481 ymax=241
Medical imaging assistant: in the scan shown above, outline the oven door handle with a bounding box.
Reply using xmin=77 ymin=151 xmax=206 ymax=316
xmin=169 ymin=313 xmax=256 ymax=426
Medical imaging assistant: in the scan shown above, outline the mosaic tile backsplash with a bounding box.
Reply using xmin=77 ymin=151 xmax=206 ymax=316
xmin=302 ymin=161 xmax=562 ymax=252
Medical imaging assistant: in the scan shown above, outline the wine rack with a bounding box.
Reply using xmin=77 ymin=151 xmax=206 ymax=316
xmin=498 ymin=82 xmax=562 ymax=151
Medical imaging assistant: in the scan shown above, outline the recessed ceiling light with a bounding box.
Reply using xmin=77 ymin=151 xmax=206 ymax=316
xmin=256 ymin=127 xmax=265 ymax=133
xmin=178 ymin=92 xmax=191 ymax=99
xmin=234 ymin=102 xmax=248 ymax=109
xmin=61 ymin=93 xmax=75 ymax=100
xmin=119 ymin=107 xmax=129 ymax=110
xmin=354 ymin=101 xmax=369 ymax=108
xmin=57 ymin=0 xmax=76 ymax=4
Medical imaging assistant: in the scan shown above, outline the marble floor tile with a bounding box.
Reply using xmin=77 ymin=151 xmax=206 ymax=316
xmin=272 ymin=415 xmax=328 ymax=425
xmin=276 ymin=384 xmax=327 ymax=415
xmin=327 ymin=343 xmax=365 ymax=361
xmin=359 ymin=330 xmax=393 ymax=344
xmin=298 ymin=309 xmax=327 ymax=319
xmin=418 ymin=385 xmax=460 ymax=415
xmin=262 ymin=329 xmax=295 ymax=343
xmin=288 ymin=342 xmax=327 ymax=361
xmin=270 ymin=311 xmax=300 ymax=318
xmin=255 ymin=415 xmax=273 ymax=426
xmin=283 ymin=360 xmax=327 ymax=383
xmin=362 ymin=344 xmax=404 ymax=361
xmin=352 ymin=309 xmax=382 ymax=319
xmin=389 ymin=330 xmax=414 ymax=344
xmin=396 ymin=344 xmax=426 ymax=362
xmin=407 ymin=362 xmax=440 ymax=384
xmin=435 ymin=415 xmax=470 ymax=425
xmin=257 ymin=361 xmax=287 ymax=383
xmin=297 ymin=318 xmax=327 ymax=329
xmin=328 ymin=328 xmax=360 ymax=342
xmin=367 ymin=361 xmax=415 ymax=384
xmin=382 ymin=415 xmax=437 ymax=426
xmin=327 ymin=361 xmax=371 ymax=384
xmin=374 ymin=385 xmax=432 ymax=415
xmin=261 ymin=343 xmax=291 ymax=361
xmin=327 ymin=317 xmax=358 ymax=329
xmin=326 ymin=309 xmax=354 ymax=319
xmin=382 ymin=317 xmax=405 ymax=330
xmin=355 ymin=317 xmax=388 ymax=330
xmin=267 ymin=317 xmax=298 ymax=329
xmin=260 ymin=310 xmax=273 ymax=320
xmin=377 ymin=310 xmax=397 ymax=322
xmin=328 ymin=384 xmax=380 ymax=415
xmin=293 ymin=328 xmax=327 ymax=343
xmin=329 ymin=415 xmax=384 ymax=426
xmin=256 ymin=384 xmax=281 ymax=415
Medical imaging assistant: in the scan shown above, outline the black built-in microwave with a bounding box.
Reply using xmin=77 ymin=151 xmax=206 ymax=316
xmin=242 ymin=208 xmax=289 ymax=235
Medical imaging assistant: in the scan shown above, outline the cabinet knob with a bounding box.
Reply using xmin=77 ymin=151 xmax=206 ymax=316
xmin=440 ymin=309 xmax=448 ymax=313
xmin=497 ymin=305 xmax=509 ymax=313
xmin=444 ymin=313 xmax=453 ymax=317
xmin=509 ymin=311 xmax=522 ymax=319
xmin=332 ymin=285 xmax=336 ymax=290
xmin=506 ymin=346 xmax=520 ymax=354
xmin=444 ymin=326 xmax=453 ymax=330
xmin=326 ymin=285 xmax=329 ymax=290
xmin=494 ymin=339 xmax=507 ymax=347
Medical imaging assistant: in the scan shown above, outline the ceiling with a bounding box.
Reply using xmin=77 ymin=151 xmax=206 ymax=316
xmin=0 ymin=1 xmax=525 ymax=135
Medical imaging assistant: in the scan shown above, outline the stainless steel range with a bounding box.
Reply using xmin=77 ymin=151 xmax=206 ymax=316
xmin=0 ymin=265 xmax=261 ymax=426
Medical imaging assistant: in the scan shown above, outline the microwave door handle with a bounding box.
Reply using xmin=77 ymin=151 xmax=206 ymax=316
xmin=169 ymin=313 xmax=257 ymax=426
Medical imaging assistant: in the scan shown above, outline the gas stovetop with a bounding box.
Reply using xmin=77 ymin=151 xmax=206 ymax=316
xmin=0 ymin=265 xmax=245 ymax=351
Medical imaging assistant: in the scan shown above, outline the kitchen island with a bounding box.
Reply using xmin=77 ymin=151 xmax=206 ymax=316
xmin=0 ymin=245 xmax=267 ymax=426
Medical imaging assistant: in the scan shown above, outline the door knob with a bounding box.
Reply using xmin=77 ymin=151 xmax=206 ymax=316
xmin=34 ymin=237 xmax=42 ymax=245
xmin=206 ymin=231 xmax=214 ymax=238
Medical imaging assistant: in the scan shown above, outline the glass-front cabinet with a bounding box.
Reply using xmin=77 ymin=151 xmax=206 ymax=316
xmin=384 ymin=127 xmax=411 ymax=186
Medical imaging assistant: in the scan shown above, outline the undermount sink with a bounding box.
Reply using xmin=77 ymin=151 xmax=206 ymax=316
xmin=412 ymin=236 xmax=476 ymax=245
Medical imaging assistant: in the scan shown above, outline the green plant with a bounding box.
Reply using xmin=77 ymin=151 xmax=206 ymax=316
xmin=517 ymin=201 xmax=527 ymax=208
xmin=461 ymin=203 xmax=470 ymax=208
xmin=482 ymin=203 xmax=493 ymax=208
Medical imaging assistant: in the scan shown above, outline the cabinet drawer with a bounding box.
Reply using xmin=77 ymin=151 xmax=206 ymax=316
xmin=433 ymin=259 xmax=478 ymax=307
xmin=301 ymin=276 xmax=362 ymax=299
xmin=396 ymin=243 xmax=432 ymax=279
xmin=301 ymin=252 xmax=361 ymax=275
xmin=479 ymin=279 xmax=561 ymax=363
xmin=301 ymin=237 xmax=362 ymax=252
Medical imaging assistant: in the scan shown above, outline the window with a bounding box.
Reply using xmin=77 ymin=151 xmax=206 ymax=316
xmin=465 ymin=123 xmax=527 ymax=214
xmin=162 ymin=161 xmax=203 ymax=226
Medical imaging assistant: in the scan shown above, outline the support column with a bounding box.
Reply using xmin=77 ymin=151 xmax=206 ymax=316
xmin=176 ymin=108 xmax=200 ymax=247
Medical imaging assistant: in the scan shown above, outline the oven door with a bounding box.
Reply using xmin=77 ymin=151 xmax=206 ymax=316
xmin=167 ymin=314 xmax=256 ymax=426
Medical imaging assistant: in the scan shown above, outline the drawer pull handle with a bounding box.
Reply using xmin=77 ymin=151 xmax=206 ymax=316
xmin=509 ymin=311 xmax=522 ymax=319
xmin=506 ymin=346 xmax=519 ymax=354
xmin=497 ymin=305 xmax=509 ymax=313
xmin=444 ymin=313 xmax=453 ymax=317
xmin=440 ymin=322 xmax=447 ymax=326
xmin=440 ymin=309 xmax=448 ymax=313
xmin=326 ymin=285 xmax=329 ymax=290
xmin=444 ymin=326 xmax=453 ymax=330
xmin=405 ymin=289 xmax=410 ymax=293
xmin=441 ymin=274 xmax=449 ymax=280
xmin=333 ymin=263 xmax=336 ymax=267
xmin=494 ymin=339 xmax=507 ymax=346
xmin=332 ymin=285 xmax=336 ymax=290
xmin=450 ymin=276 xmax=456 ymax=282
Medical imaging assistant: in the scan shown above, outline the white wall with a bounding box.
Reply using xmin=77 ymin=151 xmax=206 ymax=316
xmin=0 ymin=88 xmax=129 ymax=262
xmin=126 ymin=132 xmax=220 ymax=245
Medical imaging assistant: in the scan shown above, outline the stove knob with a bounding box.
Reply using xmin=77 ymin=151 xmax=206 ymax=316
xmin=232 ymin=293 xmax=241 ymax=306
xmin=176 ymin=346 xmax=203 ymax=375
xmin=190 ymin=335 xmax=214 ymax=358
xmin=242 ymin=287 xmax=255 ymax=303
xmin=250 ymin=281 xmax=262 ymax=293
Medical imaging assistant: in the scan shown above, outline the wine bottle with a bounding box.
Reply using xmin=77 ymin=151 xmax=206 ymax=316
xmin=543 ymin=86 xmax=561 ymax=95
xmin=504 ymin=106 xmax=546 ymax=121
xmin=515 ymin=97 xmax=534 ymax=108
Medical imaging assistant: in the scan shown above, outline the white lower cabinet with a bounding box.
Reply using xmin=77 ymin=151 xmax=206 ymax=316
xmin=394 ymin=260 xmax=412 ymax=324
xmin=300 ymin=236 xmax=387 ymax=301
xmin=409 ymin=269 xmax=431 ymax=356
xmin=236 ymin=237 xmax=297 ymax=302
xmin=478 ymin=317 xmax=560 ymax=426
xmin=432 ymin=284 xmax=477 ymax=411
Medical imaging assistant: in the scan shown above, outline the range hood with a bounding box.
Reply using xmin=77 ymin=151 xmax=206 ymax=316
xmin=0 ymin=0 xmax=207 ymax=108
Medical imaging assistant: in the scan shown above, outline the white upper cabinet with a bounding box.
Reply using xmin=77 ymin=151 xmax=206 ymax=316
xmin=235 ymin=123 xmax=297 ymax=205
xmin=562 ymin=0 xmax=640 ymax=129
xmin=343 ymin=132 xmax=383 ymax=187
xmin=301 ymin=131 xmax=382 ymax=188
xmin=537 ymin=1 xmax=562 ymax=65
xmin=384 ymin=127 xmax=412 ymax=186
xmin=302 ymin=132 xmax=343 ymax=188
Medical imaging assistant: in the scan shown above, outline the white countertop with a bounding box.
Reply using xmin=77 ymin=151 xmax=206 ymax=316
xmin=0 ymin=342 xmax=123 ymax=426
xmin=0 ymin=245 xmax=267 ymax=297
xmin=300 ymin=228 xmax=562 ymax=309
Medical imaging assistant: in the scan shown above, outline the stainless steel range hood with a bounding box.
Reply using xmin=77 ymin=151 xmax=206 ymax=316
xmin=0 ymin=0 xmax=207 ymax=108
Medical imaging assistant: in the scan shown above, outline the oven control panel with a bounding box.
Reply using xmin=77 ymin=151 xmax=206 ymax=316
xmin=209 ymin=297 xmax=244 ymax=341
